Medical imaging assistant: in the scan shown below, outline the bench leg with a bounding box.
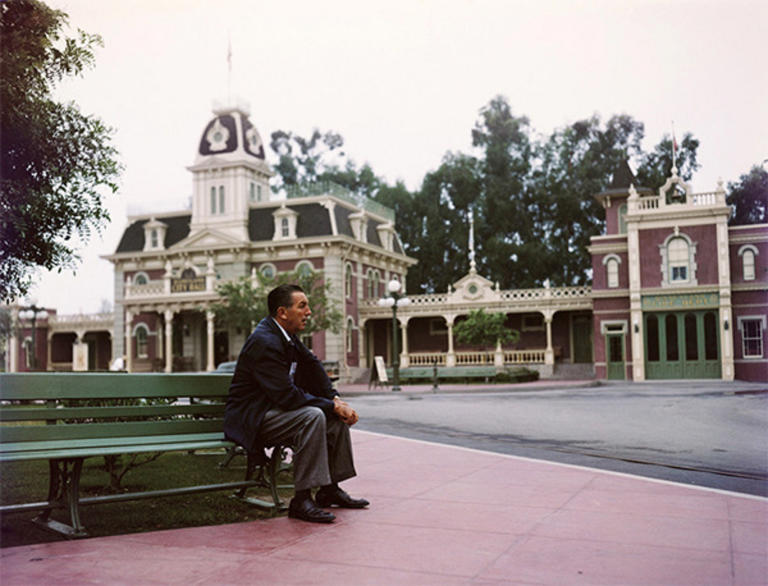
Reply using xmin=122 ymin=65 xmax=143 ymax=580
xmin=34 ymin=458 xmax=88 ymax=538
xmin=232 ymin=446 xmax=290 ymax=513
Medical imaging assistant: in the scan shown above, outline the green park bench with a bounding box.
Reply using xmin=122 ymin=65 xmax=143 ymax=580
xmin=0 ymin=373 xmax=289 ymax=538
xmin=386 ymin=365 xmax=498 ymax=384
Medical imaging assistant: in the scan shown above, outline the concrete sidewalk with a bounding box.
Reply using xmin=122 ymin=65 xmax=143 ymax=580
xmin=2 ymin=430 xmax=766 ymax=585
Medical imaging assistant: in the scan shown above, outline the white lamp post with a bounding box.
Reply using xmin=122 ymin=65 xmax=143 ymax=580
xmin=378 ymin=279 xmax=410 ymax=391
xmin=18 ymin=302 xmax=49 ymax=371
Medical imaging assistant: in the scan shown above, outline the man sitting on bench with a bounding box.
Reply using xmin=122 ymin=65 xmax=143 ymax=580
xmin=224 ymin=284 xmax=369 ymax=523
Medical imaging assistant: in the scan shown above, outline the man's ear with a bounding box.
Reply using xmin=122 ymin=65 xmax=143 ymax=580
xmin=275 ymin=306 xmax=287 ymax=320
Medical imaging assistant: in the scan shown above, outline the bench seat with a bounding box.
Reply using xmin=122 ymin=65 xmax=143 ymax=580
xmin=0 ymin=373 xmax=290 ymax=538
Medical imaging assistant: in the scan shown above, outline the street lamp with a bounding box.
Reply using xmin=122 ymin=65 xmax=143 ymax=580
xmin=378 ymin=279 xmax=410 ymax=391
xmin=18 ymin=302 xmax=49 ymax=371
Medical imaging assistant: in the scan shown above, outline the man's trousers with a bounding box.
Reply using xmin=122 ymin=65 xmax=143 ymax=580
xmin=259 ymin=406 xmax=357 ymax=492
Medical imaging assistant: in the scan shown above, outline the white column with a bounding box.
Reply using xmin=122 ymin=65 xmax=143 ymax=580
xmin=206 ymin=310 xmax=215 ymax=371
xmin=544 ymin=312 xmax=554 ymax=366
xmin=494 ymin=339 xmax=504 ymax=368
xmin=358 ymin=319 xmax=368 ymax=367
xmin=125 ymin=310 xmax=133 ymax=373
xmin=400 ymin=318 xmax=409 ymax=368
xmin=8 ymin=321 xmax=18 ymax=372
xmin=164 ymin=309 xmax=174 ymax=373
xmin=446 ymin=315 xmax=456 ymax=367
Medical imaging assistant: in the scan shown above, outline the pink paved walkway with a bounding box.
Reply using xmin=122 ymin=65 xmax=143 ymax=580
xmin=2 ymin=430 xmax=766 ymax=585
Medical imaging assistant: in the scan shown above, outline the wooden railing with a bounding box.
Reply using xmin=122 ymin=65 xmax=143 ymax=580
xmin=405 ymin=349 xmax=547 ymax=366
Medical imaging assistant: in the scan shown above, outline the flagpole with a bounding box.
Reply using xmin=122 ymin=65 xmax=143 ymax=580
xmin=227 ymin=33 xmax=232 ymax=105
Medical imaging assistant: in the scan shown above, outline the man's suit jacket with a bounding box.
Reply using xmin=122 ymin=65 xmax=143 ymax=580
xmin=224 ymin=317 xmax=338 ymax=456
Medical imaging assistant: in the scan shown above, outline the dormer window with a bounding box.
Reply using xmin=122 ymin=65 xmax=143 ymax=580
xmin=272 ymin=204 xmax=298 ymax=241
xmin=142 ymin=218 xmax=167 ymax=252
xmin=349 ymin=211 xmax=368 ymax=243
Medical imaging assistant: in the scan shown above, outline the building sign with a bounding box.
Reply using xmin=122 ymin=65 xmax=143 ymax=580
xmin=171 ymin=277 xmax=206 ymax=293
xmin=642 ymin=292 xmax=719 ymax=311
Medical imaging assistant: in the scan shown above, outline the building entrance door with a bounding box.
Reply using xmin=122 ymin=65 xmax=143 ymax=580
xmin=644 ymin=311 xmax=720 ymax=379
xmin=572 ymin=315 xmax=593 ymax=363
xmin=606 ymin=333 xmax=625 ymax=380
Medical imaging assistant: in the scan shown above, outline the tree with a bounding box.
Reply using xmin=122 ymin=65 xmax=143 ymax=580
xmin=726 ymin=165 xmax=767 ymax=225
xmin=209 ymin=268 xmax=343 ymax=337
xmin=454 ymin=309 xmax=519 ymax=349
xmin=0 ymin=0 xmax=121 ymax=302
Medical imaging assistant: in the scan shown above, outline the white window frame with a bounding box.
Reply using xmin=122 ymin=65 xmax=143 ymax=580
xmin=218 ymin=185 xmax=225 ymax=214
xmin=738 ymin=244 xmax=758 ymax=281
xmin=295 ymin=260 xmax=314 ymax=277
xmin=345 ymin=263 xmax=353 ymax=299
xmin=133 ymin=271 xmax=150 ymax=285
xmin=133 ymin=323 xmax=150 ymax=358
xmin=259 ymin=263 xmax=277 ymax=281
xmin=659 ymin=232 xmax=698 ymax=287
xmin=602 ymin=254 xmax=621 ymax=288
xmin=737 ymin=315 xmax=766 ymax=358
xmin=345 ymin=317 xmax=356 ymax=353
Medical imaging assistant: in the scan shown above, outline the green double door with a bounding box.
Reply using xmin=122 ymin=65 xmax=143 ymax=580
xmin=644 ymin=310 xmax=720 ymax=379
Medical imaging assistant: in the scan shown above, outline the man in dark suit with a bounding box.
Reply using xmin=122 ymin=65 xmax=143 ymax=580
xmin=224 ymin=283 xmax=368 ymax=523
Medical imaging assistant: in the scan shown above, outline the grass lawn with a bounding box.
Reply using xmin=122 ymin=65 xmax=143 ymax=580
xmin=0 ymin=450 xmax=292 ymax=548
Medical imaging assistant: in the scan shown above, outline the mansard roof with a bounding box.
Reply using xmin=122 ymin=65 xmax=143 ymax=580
xmin=114 ymin=201 xmax=403 ymax=255
xmin=115 ymin=215 xmax=191 ymax=253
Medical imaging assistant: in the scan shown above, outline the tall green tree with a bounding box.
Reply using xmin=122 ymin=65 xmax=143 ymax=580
xmin=0 ymin=0 xmax=121 ymax=302
xmin=726 ymin=165 xmax=767 ymax=226
xmin=209 ymin=268 xmax=343 ymax=337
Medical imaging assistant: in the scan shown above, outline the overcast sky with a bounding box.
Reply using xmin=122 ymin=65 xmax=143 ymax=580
xmin=27 ymin=0 xmax=768 ymax=314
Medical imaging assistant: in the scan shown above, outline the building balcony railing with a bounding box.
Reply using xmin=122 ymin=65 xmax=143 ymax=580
xmin=285 ymin=180 xmax=395 ymax=223
xmin=629 ymin=188 xmax=726 ymax=214
xmin=360 ymin=285 xmax=592 ymax=315
xmin=407 ymin=349 xmax=547 ymax=367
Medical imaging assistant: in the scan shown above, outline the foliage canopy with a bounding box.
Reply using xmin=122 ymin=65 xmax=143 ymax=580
xmin=0 ymin=0 xmax=121 ymax=301
xmin=209 ymin=268 xmax=343 ymax=337
xmin=454 ymin=309 xmax=519 ymax=349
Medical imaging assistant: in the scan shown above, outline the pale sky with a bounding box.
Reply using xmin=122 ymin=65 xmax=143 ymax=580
xmin=26 ymin=0 xmax=768 ymax=314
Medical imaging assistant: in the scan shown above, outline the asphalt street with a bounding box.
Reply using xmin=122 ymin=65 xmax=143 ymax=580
xmin=351 ymin=380 xmax=768 ymax=496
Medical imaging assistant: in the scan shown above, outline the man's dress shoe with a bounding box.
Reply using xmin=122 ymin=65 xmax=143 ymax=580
xmin=315 ymin=487 xmax=370 ymax=509
xmin=288 ymin=496 xmax=336 ymax=523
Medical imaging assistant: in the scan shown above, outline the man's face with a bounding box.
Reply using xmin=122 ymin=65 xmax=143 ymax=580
xmin=277 ymin=291 xmax=311 ymax=334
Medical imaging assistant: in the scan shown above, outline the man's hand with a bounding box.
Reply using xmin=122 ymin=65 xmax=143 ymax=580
xmin=333 ymin=396 xmax=359 ymax=426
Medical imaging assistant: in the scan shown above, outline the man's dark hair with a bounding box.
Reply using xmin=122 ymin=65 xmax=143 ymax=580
xmin=268 ymin=284 xmax=305 ymax=317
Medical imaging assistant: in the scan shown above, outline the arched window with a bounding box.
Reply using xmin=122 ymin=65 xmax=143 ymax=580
xmin=218 ymin=186 xmax=225 ymax=214
xmin=134 ymin=272 xmax=149 ymax=285
xmin=618 ymin=203 xmax=627 ymax=234
xmin=367 ymin=269 xmax=380 ymax=298
xmin=181 ymin=268 xmax=197 ymax=279
xmin=668 ymin=237 xmax=689 ymax=282
xmin=606 ymin=258 xmax=619 ymax=288
xmin=345 ymin=264 xmax=353 ymax=299
xmin=134 ymin=324 xmax=149 ymax=358
xmin=346 ymin=317 xmax=355 ymax=353
xmin=210 ymin=186 xmax=217 ymax=214
xmin=260 ymin=263 xmax=276 ymax=280
xmin=296 ymin=261 xmax=313 ymax=277
xmin=738 ymin=245 xmax=758 ymax=281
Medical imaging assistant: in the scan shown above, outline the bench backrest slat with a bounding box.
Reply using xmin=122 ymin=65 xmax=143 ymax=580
xmin=0 ymin=418 xmax=225 ymax=444
xmin=0 ymin=373 xmax=232 ymax=401
xmin=0 ymin=403 xmax=224 ymax=422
